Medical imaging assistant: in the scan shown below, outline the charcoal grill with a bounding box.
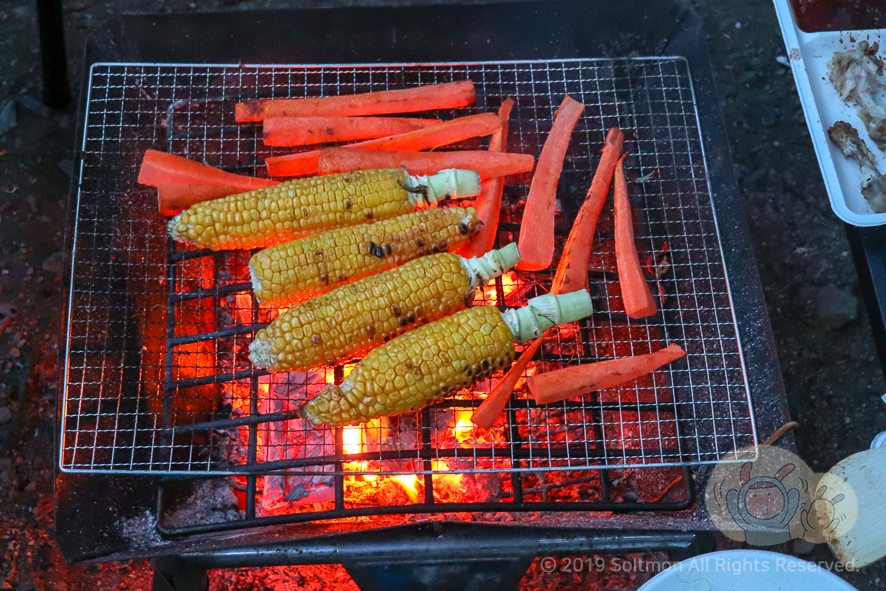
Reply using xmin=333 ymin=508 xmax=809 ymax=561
xmin=54 ymin=1 xmax=791 ymax=589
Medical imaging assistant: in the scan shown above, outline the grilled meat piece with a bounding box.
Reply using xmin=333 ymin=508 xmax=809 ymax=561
xmin=828 ymin=41 xmax=886 ymax=150
xmin=828 ymin=120 xmax=886 ymax=213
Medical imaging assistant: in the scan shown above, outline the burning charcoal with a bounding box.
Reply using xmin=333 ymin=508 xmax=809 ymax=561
xmin=256 ymin=371 xmax=336 ymax=512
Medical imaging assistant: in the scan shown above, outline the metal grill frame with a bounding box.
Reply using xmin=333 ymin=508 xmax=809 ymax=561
xmin=59 ymin=57 xmax=759 ymax=476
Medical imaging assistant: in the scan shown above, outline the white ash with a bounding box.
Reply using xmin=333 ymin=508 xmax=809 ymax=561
xmin=163 ymin=479 xmax=242 ymax=528
xmin=261 ymin=370 xmax=335 ymax=511
xmin=119 ymin=510 xmax=166 ymax=547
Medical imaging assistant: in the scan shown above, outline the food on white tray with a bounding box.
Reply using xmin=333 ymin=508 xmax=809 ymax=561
xmin=827 ymin=41 xmax=886 ymax=150
xmin=828 ymin=121 xmax=886 ymax=213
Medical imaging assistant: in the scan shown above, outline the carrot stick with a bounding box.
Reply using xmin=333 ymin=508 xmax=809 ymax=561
xmin=614 ymin=154 xmax=658 ymax=318
xmin=266 ymin=113 xmax=501 ymax=178
xmin=236 ymin=80 xmax=476 ymax=122
xmin=471 ymin=337 xmax=544 ymax=430
xmin=461 ymin=98 xmax=516 ymax=259
xmin=158 ymin=184 xmax=248 ymax=216
xmin=529 ymin=344 xmax=685 ymax=405
xmin=263 ymin=116 xmax=442 ymax=147
xmin=554 ymin=128 xmax=624 ymax=294
xmin=515 ymin=96 xmax=585 ymax=271
xmin=318 ymin=147 xmax=532 ymax=179
xmin=138 ymin=150 xmax=277 ymax=190
xmin=473 ymin=106 xmax=598 ymax=427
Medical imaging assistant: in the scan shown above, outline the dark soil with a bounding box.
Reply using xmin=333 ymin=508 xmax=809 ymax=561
xmin=0 ymin=0 xmax=884 ymax=589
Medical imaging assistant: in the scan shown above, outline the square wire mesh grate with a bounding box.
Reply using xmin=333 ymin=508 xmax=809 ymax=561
xmin=60 ymin=58 xmax=758 ymax=474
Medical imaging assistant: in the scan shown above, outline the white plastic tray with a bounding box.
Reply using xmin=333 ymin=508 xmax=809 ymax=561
xmin=640 ymin=550 xmax=858 ymax=591
xmin=773 ymin=0 xmax=886 ymax=226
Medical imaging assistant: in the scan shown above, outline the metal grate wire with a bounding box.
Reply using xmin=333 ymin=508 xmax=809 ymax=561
xmin=60 ymin=58 xmax=757 ymax=474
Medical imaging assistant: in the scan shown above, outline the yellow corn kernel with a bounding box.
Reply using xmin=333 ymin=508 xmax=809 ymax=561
xmin=249 ymin=207 xmax=478 ymax=307
xmin=301 ymin=306 xmax=516 ymax=427
xmin=168 ymin=168 xmax=414 ymax=250
xmin=249 ymin=243 xmax=520 ymax=372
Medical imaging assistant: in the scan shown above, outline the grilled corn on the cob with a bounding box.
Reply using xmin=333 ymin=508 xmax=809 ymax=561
xmin=302 ymin=290 xmax=594 ymax=427
xmin=249 ymin=243 xmax=521 ymax=372
xmin=250 ymin=207 xmax=479 ymax=306
xmin=167 ymin=167 xmax=481 ymax=251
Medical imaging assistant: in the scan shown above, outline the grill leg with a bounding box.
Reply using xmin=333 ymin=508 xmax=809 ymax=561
xmin=847 ymin=224 xmax=886 ymax=377
xmin=35 ymin=0 xmax=71 ymax=108
xmin=152 ymin=556 xmax=209 ymax=591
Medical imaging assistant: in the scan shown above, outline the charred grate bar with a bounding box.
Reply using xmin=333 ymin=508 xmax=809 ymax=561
xmin=59 ymin=58 xmax=757 ymax=476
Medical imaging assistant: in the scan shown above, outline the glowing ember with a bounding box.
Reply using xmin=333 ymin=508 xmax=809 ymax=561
xmin=475 ymin=271 xmax=522 ymax=307
xmin=342 ymin=424 xmax=377 ymax=479
xmin=233 ymin=292 xmax=253 ymax=316
xmin=343 ymin=426 xmax=361 ymax=455
xmin=501 ymin=271 xmax=519 ymax=296
xmin=392 ymin=475 xmax=420 ymax=502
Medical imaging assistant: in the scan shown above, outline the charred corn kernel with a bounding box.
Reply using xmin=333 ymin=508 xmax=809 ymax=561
xmin=250 ymin=244 xmax=521 ymax=372
xmin=302 ymin=291 xmax=594 ymax=427
xmin=250 ymin=207 xmax=480 ymax=307
xmin=167 ymin=168 xmax=481 ymax=251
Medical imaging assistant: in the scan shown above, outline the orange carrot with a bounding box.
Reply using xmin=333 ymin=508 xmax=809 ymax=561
xmin=266 ymin=113 xmax=501 ymax=178
xmin=317 ymin=147 xmax=532 ymax=179
xmin=515 ymin=96 xmax=585 ymax=271
xmin=461 ymin=98 xmax=516 ymax=259
xmin=554 ymin=128 xmax=625 ymax=294
xmin=138 ymin=150 xmax=276 ymax=190
xmin=473 ymin=104 xmax=596 ymax=427
xmin=263 ymin=116 xmax=441 ymax=147
xmin=471 ymin=337 xmax=544 ymax=430
xmin=158 ymin=184 xmax=251 ymax=216
xmin=614 ymin=154 xmax=658 ymax=318
xmin=529 ymin=344 xmax=685 ymax=405
xmin=235 ymin=80 xmax=476 ymax=122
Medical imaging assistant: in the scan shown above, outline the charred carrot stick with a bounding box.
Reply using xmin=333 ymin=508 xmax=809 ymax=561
xmin=515 ymin=96 xmax=585 ymax=271
xmin=263 ymin=116 xmax=442 ymax=147
xmin=614 ymin=154 xmax=658 ymax=318
xmin=138 ymin=150 xmax=277 ymax=190
xmin=554 ymin=128 xmax=624 ymax=294
xmin=471 ymin=336 xmax=543 ymax=430
xmin=461 ymin=98 xmax=517 ymax=259
xmin=266 ymin=113 xmax=502 ymax=178
xmin=236 ymin=80 xmax=476 ymax=122
xmin=318 ymin=147 xmax=532 ymax=179
xmin=158 ymin=184 xmax=248 ymax=216
xmin=528 ymin=344 xmax=685 ymax=405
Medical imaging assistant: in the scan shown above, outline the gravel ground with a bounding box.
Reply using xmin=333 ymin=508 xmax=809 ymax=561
xmin=0 ymin=0 xmax=884 ymax=589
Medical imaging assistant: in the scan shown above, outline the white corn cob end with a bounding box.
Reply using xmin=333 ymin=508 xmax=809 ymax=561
xmin=502 ymin=290 xmax=594 ymax=342
xmin=461 ymin=243 xmax=521 ymax=291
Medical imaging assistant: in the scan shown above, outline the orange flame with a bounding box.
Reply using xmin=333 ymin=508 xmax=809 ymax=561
xmin=454 ymin=411 xmax=474 ymax=444
xmin=501 ymin=271 xmax=519 ymax=297
xmin=342 ymin=424 xmax=377 ymax=481
xmin=476 ymin=271 xmax=521 ymax=307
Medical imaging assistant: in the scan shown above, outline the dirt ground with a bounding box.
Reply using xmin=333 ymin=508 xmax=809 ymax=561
xmin=0 ymin=0 xmax=884 ymax=589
